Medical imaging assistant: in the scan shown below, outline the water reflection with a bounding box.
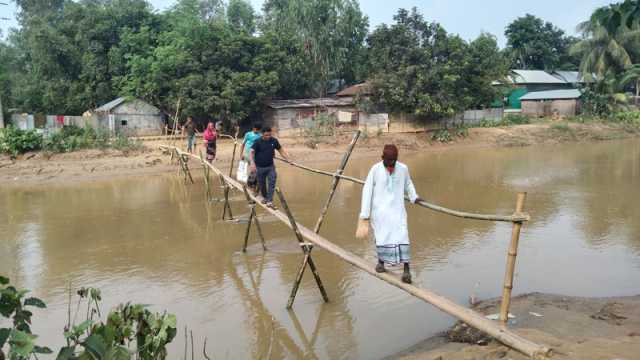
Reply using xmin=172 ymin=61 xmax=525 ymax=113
xmin=0 ymin=139 xmax=639 ymax=359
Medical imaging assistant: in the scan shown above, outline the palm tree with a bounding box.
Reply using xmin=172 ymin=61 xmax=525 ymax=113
xmin=572 ymin=3 xmax=638 ymax=80
xmin=620 ymin=64 xmax=640 ymax=104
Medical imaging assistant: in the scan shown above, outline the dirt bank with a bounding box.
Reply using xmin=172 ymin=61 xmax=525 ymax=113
xmin=1 ymin=122 xmax=638 ymax=186
xmin=392 ymin=293 xmax=640 ymax=360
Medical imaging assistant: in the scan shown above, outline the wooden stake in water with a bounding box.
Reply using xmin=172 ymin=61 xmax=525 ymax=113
xmin=275 ymin=188 xmax=329 ymax=308
xmin=242 ymin=185 xmax=266 ymax=252
xmin=219 ymin=174 xmax=234 ymax=220
xmin=313 ymin=130 xmax=360 ymax=234
xmin=228 ymin=126 xmax=240 ymax=178
xmin=499 ymin=192 xmax=527 ymax=325
xmin=199 ymin=151 xmax=211 ymax=201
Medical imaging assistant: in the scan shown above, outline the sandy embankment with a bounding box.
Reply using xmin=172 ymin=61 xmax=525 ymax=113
xmin=392 ymin=293 xmax=640 ymax=360
xmin=1 ymin=122 xmax=638 ymax=186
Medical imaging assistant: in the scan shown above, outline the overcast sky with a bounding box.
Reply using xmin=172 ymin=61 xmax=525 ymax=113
xmin=1 ymin=0 xmax=614 ymax=46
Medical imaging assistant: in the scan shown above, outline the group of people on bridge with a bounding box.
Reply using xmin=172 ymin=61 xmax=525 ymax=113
xmin=184 ymin=121 xmax=421 ymax=284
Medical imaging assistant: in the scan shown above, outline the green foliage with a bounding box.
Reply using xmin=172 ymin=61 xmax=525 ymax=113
xmin=40 ymin=125 xmax=139 ymax=153
xmin=262 ymin=0 xmax=369 ymax=96
xmin=431 ymin=129 xmax=453 ymax=143
xmin=367 ymin=8 xmax=508 ymax=119
xmin=0 ymin=127 xmax=43 ymax=156
xmin=1 ymin=276 xmax=177 ymax=360
xmin=505 ymin=14 xmax=580 ymax=70
xmin=0 ymin=276 xmax=52 ymax=360
xmin=609 ymin=110 xmax=640 ymax=126
xmin=477 ymin=114 xmax=530 ymax=128
xmin=550 ymin=122 xmax=571 ymax=131
xmin=302 ymin=113 xmax=337 ymax=148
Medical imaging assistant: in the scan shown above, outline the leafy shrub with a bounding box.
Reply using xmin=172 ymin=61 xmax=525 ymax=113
xmin=477 ymin=114 xmax=530 ymax=128
xmin=1 ymin=276 xmax=177 ymax=360
xmin=0 ymin=127 xmax=43 ymax=156
xmin=551 ymin=122 xmax=571 ymax=131
xmin=303 ymin=113 xmax=337 ymax=148
xmin=503 ymin=114 xmax=530 ymax=125
xmin=609 ymin=111 xmax=640 ymax=126
xmin=431 ymin=129 xmax=452 ymax=142
xmin=0 ymin=275 xmax=52 ymax=359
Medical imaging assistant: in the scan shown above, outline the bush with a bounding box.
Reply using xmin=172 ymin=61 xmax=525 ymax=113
xmin=431 ymin=129 xmax=453 ymax=142
xmin=302 ymin=113 xmax=337 ymax=148
xmin=609 ymin=111 xmax=640 ymax=126
xmin=0 ymin=126 xmax=43 ymax=156
xmin=477 ymin=114 xmax=530 ymax=128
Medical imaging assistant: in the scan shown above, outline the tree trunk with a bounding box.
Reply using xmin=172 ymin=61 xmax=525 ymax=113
xmin=636 ymin=80 xmax=639 ymax=106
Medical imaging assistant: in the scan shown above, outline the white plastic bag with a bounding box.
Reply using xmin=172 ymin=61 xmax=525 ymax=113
xmin=236 ymin=160 xmax=248 ymax=183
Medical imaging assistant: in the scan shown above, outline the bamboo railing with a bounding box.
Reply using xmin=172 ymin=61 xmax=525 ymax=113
xmin=160 ymin=144 xmax=550 ymax=359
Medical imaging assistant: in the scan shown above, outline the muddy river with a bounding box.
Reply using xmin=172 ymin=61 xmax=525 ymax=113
xmin=1 ymin=139 xmax=639 ymax=359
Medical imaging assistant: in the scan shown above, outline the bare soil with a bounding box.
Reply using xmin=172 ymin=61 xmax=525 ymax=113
xmin=391 ymin=293 xmax=640 ymax=360
xmin=1 ymin=122 xmax=638 ymax=186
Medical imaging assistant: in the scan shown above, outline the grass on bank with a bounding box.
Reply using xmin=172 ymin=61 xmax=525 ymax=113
xmin=0 ymin=125 xmax=142 ymax=157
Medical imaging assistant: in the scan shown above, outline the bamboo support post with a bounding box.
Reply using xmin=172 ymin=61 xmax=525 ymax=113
xmin=275 ymin=188 xmax=330 ymax=308
xmin=171 ymin=98 xmax=181 ymax=147
xmin=182 ymin=154 xmax=194 ymax=184
xmin=500 ymin=192 xmax=527 ymax=325
xmin=313 ymin=130 xmax=360 ymax=234
xmin=161 ymin=146 xmax=551 ymax=359
xmin=241 ymin=185 xmax=266 ymax=252
xmin=228 ymin=127 xmax=240 ymax=178
xmin=218 ymin=174 xmax=234 ymax=220
xmin=199 ymin=151 xmax=211 ymax=201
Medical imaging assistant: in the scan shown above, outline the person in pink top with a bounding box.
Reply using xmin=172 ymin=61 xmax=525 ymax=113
xmin=203 ymin=122 xmax=217 ymax=163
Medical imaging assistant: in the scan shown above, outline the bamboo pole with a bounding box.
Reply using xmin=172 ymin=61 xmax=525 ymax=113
xmin=171 ymin=98 xmax=182 ymax=147
xmin=313 ymin=130 xmax=360 ymax=234
xmin=276 ymin=188 xmax=330 ymax=308
xmin=218 ymin=174 xmax=233 ymax=220
xmin=228 ymin=127 xmax=240 ymax=178
xmin=199 ymin=151 xmax=211 ymax=201
xmin=242 ymin=186 xmax=266 ymax=251
xmin=182 ymin=154 xmax=194 ymax=184
xmin=162 ymin=146 xmax=551 ymax=358
xmin=274 ymin=157 xmax=529 ymax=223
xmin=500 ymin=192 xmax=527 ymax=325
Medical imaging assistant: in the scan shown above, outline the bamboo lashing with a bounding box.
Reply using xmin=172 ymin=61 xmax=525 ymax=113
xmin=500 ymin=192 xmax=527 ymax=324
xmin=161 ymin=145 xmax=551 ymax=359
xmin=275 ymin=157 xmax=530 ymax=223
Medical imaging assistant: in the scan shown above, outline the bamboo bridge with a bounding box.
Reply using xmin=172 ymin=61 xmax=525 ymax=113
xmin=160 ymin=130 xmax=551 ymax=359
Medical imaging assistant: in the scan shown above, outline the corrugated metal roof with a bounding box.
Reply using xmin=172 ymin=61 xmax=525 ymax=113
xmin=336 ymin=83 xmax=372 ymax=97
xmin=95 ymin=97 xmax=127 ymax=112
xmin=520 ymin=89 xmax=582 ymax=100
xmin=268 ymin=97 xmax=354 ymax=109
xmin=510 ymin=70 xmax=566 ymax=84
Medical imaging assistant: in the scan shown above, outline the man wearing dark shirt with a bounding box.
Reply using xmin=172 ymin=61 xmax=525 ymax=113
xmin=250 ymin=127 xmax=289 ymax=208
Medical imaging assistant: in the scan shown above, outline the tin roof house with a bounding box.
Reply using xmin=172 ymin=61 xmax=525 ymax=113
xmin=93 ymin=98 xmax=164 ymax=136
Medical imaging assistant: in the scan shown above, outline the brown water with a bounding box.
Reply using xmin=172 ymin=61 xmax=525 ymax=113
xmin=1 ymin=139 xmax=639 ymax=359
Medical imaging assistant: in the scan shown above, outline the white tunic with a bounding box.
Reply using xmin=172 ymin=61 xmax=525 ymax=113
xmin=359 ymin=161 xmax=419 ymax=247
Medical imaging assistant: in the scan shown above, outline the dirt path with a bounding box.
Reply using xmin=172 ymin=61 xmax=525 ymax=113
xmin=1 ymin=122 xmax=638 ymax=186
xmin=391 ymin=293 xmax=640 ymax=360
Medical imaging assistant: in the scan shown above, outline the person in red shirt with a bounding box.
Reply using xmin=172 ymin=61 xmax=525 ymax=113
xmin=203 ymin=122 xmax=217 ymax=163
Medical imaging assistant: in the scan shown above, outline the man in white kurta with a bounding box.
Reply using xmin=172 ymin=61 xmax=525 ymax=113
xmin=358 ymin=145 xmax=420 ymax=284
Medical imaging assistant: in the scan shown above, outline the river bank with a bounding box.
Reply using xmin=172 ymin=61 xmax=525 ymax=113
xmin=1 ymin=122 xmax=638 ymax=186
xmin=392 ymin=293 xmax=640 ymax=360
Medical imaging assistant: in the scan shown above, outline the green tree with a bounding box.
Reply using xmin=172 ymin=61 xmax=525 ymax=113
xmin=505 ymin=14 xmax=579 ymax=70
xmin=261 ymin=0 xmax=369 ymax=96
xmin=366 ymin=8 xmax=507 ymax=118
xmin=227 ymin=0 xmax=256 ymax=34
